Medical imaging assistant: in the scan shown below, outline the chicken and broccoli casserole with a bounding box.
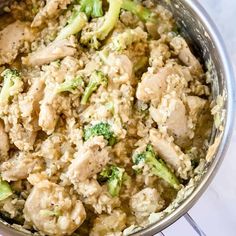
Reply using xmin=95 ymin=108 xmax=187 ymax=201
xmin=0 ymin=0 xmax=213 ymax=235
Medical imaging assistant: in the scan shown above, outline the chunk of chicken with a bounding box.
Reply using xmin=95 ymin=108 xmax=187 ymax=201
xmin=19 ymin=78 xmax=45 ymax=131
xmin=170 ymin=36 xmax=203 ymax=76
xmin=136 ymin=63 xmax=193 ymax=104
xmin=38 ymin=83 xmax=62 ymax=134
xmin=105 ymin=54 xmax=133 ymax=85
xmin=31 ymin=0 xmax=72 ymax=27
xmin=149 ymin=129 xmax=191 ymax=179
xmin=0 ymin=152 xmax=44 ymax=182
xmin=130 ymin=188 xmax=164 ymax=221
xmin=0 ymin=21 xmax=34 ymax=65
xmin=90 ymin=210 xmax=126 ymax=236
xmin=22 ymin=37 xmax=77 ymax=67
xmin=136 ymin=71 xmax=167 ymax=103
xmin=186 ymin=96 xmax=207 ymax=119
xmin=67 ymin=136 xmax=110 ymax=184
xmin=149 ymin=41 xmax=171 ymax=70
xmin=8 ymin=121 xmax=37 ymax=151
xmin=150 ymin=97 xmax=191 ymax=141
xmin=77 ymin=181 xmax=120 ymax=214
xmin=0 ymin=120 xmax=9 ymax=159
xmin=24 ymin=180 xmax=86 ymax=236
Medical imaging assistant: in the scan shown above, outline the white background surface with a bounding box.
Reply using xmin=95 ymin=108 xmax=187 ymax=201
xmin=161 ymin=1 xmax=236 ymax=236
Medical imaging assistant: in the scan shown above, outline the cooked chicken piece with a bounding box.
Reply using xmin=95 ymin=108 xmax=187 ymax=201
xmin=106 ymin=54 xmax=133 ymax=84
xmin=136 ymin=71 xmax=167 ymax=103
xmin=24 ymin=180 xmax=86 ymax=236
xmin=0 ymin=120 xmax=9 ymax=159
xmin=31 ymin=0 xmax=72 ymax=27
xmin=38 ymin=83 xmax=61 ymax=134
xmin=170 ymin=36 xmax=203 ymax=76
xmin=19 ymin=78 xmax=45 ymax=131
xmin=0 ymin=152 xmax=44 ymax=182
xmin=130 ymin=188 xmax=164 ymax=221
xmin=149 ymin=41 xmax=171 ymax=69
xmin=186 ymin=96 xmax=207 ymax=118
xmin=67 ymin=136 xmax=110 ymax=184
xmin=22 ymin=37 xmax=77 ymax=67
xmin=77 ymin=181 xmax=120 ymax=214
xmin=0 ymin=21 xmax=34 ymax=65
xmin=136 ymin=64 xmax=193 ymax=104
xmin=8 ymin=123 xmax=37 ymax=151
xmin=149 ymin=129 xmax=191 ymax=179
xmin=150 ymin=97 xmax=190 ymax=140
xmin=90 ymin=210 xmax=126 ymax=236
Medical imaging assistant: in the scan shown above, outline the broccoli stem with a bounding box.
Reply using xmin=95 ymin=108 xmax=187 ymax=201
xmin=96 ymin=0 xmax=123 ymax=40
xmin=80 ymin=0 xmax=103 ymax=18
xmin=121 ymin=0 xmax=156 ymax=23
xmin=56 ymin=75 xmax=84 ymax=93
xmin=81 ymin=71 xmax=107 ymax=105
xmin=56 ymin=12 xmax=87 ymax=40
xmin=133 ymin=145 xmax=180 ymax=190
xmin=146 ymin=152 xmax=180 ymax=190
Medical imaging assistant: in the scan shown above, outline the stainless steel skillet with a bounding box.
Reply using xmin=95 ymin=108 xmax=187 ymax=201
xmin=0 ymin=0 xmax=234 ymax=235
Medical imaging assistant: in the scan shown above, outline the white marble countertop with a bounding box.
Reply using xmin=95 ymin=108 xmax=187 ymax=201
xmin=161 ymin=0 xmax=236 ymax=235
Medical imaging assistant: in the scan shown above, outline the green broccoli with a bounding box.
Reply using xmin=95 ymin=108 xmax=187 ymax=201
xmin=133 ymin=144 xmax=180 ymax=190
xmin=121 ymin=0 xmax=157 ymax=23
xmin=99 ymin=165 xmax=125 ymax=197
xmin=56 ymin=75 xmax=84 ymax=93
xmin=80 ymin=0 xmax=122 ymax=48
xmin=80 ymin=0 xmax=103 ymax=18
xmin=81 ymin=70 xmax=107 ymax=105
xmin=110 ymin=27 xmax=147 ymax=51
xmin=0 ymin=69 xmax=23 ymax=106
xmin=0 ymin=178 xmax=13 ymax=201
xmin=56 ymin=6 xmax=88 ymax=40
xmin=84 ymin=122 xmax=116 ymax=145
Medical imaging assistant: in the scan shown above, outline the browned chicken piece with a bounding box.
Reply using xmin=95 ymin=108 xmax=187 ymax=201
xmin=22 ymin=37 xmax=77 ymax=67
xmin=31 ymin=0 xmax=72 ymax=27
xmin=0 ymin=152 xmax=44 ymax=182
xmin=0 ymin=120 xmax=9 ymax=159
xmin=0 ymin=21 xmax=34 ymax=65
xmin=24 ymin=180 xmax=86 ymax=236
xmin=149 ymin=129 xmax=192 ymax=179
xmin=170 ymin=36 xmax=204 ymax=76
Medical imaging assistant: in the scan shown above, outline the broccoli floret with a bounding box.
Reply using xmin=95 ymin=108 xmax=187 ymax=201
xmin=80 ymin=0 xmax=122 ymax=48
xmin=0 ymin=178 xmax=13 ymax=201
xmin=110 ymin=27 xmax=147 ymax=51
xmin=121 ymin=0 xmax=157 ymax=23
xmin=56 ymin=6 xmax=88 ymax=40
xmin=133 ymin=144 xmax=180 ymax=190
xmin=81 ymin=70 xmax=107 ymax=105
xmin=80 ymin=0 xmax=103 ymax=18
xmin=84 ymin=122 xmax=116 ymax=145
xmin=0 ymin=69 xmax=23 ymax=106
xmin=99 ymin=165 xmax=125 ymax=197
xmin=56 ymin=75 xmax=84 ymax=93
